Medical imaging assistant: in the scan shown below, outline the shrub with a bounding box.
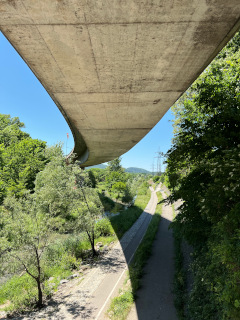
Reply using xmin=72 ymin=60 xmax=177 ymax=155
xmin=0 ymin=274 xmax=37 ymax=312
xmin=112 ymin=203 xmax=123 ymax=214
xmin=95 ymin=218 xmax=114 ymax=236
xmin=99 ymin=194 xmax=115 ymax=211
xmin=137 ymin=181 xmax=149 ymax=195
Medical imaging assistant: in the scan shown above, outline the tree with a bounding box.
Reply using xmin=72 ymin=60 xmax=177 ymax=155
xmin=111 ymin=181 xmax=127 ymax=199
xmin=34 ymin=153 xmax=103 ymax=255
xmin=107 ymin=157 xmax=124 ymax=173
xmin=1 ymin=195 xmax=52 ymax=307
xmin=0 ymin=114 xmax=29 ymax=147
xmin=105 ymin=157 xmax=133 ymax=203
xmin=70 ymin=187 xmax=103 ymax=256
xmin=34 ymin=152 xmax=77 ymax=222
xmin=1 ymin=138 xmax=47 ymax=198
xmin=0 ymin=114 xmax=48 ymax=203
xmin=166 ymin=31 xmax=240 ymax=319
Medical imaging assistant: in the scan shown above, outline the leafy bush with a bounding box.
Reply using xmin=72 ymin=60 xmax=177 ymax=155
xmin=112 ymin=203 xmax=123 ymax=214
xmin=166 ymin=32 xmax=240 ymax=320
xmin=45 ymin=236 xmax=88 ymax=262
xmin=137 ymin=181 xmax=149 ymax=195
xmin=153 ymin=175 xmax=160 ymax=182
xmin=99 ymin=194 xmax=115 ymax=211
xmin=0 ymin=274 xmax=37 ymax=312
xmin=95 ymin=218 xmax=114 ymax=236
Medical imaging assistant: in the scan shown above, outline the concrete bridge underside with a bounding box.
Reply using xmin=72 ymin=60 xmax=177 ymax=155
xmin=1 ymin=1 xmax=240 ymax=166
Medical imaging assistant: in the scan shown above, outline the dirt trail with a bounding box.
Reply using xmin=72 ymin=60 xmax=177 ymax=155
xmin=127 ymin=188 xmax=177 ymax=320
xmin=9 ymin=187 xmax=159 ymax=320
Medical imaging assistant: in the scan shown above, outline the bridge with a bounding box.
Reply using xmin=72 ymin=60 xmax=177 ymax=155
xmin=1 ymin=1 xmax=240 ymax=166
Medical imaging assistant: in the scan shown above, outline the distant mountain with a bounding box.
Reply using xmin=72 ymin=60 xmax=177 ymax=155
xmin=88 ymin=164 xmax=150 ymax=174
xmin=87 ymin=164 xmax=107 ymax=169
xmin=125 ymin=167 xmax=150 ymax=174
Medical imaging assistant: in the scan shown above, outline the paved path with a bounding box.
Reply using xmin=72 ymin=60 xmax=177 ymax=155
xmin=9 ymin=187 xmax=159 ymax=320
xmin=127 ymin=188 xmax=178 ymax=320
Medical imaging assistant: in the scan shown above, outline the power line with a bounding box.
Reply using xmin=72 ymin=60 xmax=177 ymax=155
xmin=155 ymin=149 xmax=164 ymax=175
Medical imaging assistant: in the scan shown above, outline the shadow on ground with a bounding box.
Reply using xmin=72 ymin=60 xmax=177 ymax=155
xmin=107 ymin=187 xmax=178 ymax=320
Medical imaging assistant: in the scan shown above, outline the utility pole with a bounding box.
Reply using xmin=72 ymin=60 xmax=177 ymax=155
xmin=155 ymin=149 xmax=164 ymax=175
xmin=152 ymin=161 xmax=155 ymax=176
xmin=66 ymin=132 xmax=69 ymax=156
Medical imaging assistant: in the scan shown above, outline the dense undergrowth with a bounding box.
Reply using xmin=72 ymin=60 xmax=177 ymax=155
xmin=167 ymin=32 xmax=240 ymax=320
xmin=172 ymin=231 xmax=186 ymax=320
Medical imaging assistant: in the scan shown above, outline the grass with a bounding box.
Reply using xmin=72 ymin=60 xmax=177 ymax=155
xmin=107 ymin=192 xmax=163 ymax=320
xmin=110 ymin=190 xmax=151 ymax=239
xmin=172 ymin=232 xmax=186 ymax=320
xmin=170 ymin=197 xmax=186 ymax=319
xmin=172 ymin=203 xmax=176 ymax=219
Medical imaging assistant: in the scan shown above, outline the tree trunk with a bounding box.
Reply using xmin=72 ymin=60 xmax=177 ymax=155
xmin=35 ymin=247 xmax=43 ymax=307
xmin=36 ymin=278 xmax=43 ymax=307
xmin=90 ymin=239 xmax=97 ymax=257
xmin=87 ymin=230 xmax=97 ymax=256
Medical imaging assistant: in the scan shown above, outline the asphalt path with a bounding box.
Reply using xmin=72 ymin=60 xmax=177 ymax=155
xmin=127 ymin=188 xmax=177 ymax=320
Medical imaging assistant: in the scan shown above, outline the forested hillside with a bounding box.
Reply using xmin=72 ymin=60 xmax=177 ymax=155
xmin=166 ymin=32 xmax=240 ymax=319
xmin=0 ymin=121 xmax=151 ymax=315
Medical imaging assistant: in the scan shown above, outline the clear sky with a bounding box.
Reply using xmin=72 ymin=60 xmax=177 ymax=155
xmin=0 ymin=32 xmax=174 ymax=172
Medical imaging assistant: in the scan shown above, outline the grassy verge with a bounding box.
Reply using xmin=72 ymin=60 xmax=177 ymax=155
xmin=110 ymin=189 xmax=151 ymax=239
xmin=107 ymin=192 xmax=163 ymax=320
xmin=173 ymin=231 xmax=186 ymax=320
xmin=172 ymin=204 xmax=176 ymax=219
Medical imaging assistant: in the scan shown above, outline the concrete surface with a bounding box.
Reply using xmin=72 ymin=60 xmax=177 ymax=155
xmin=0 ymin=1 xmax=240 ymax=166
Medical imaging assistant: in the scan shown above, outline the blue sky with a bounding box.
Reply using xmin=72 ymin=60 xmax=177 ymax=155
xmin=0 ymin=32 xmax=174 ymax=172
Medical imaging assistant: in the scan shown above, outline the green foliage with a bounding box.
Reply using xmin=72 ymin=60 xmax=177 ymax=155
xmin=34 ymin=153 xmax=79 ymax=220
xmin=0 ymin=114 xmax=49 ymax=203
xmin=104 ymin=157 xmax=134 ymax=203
xmin=109 ymin=291 xmax=134 ymax=320
xmin=99 ymin=194 xmax=115 ymax=211
xmin=166 ymin=32 xmax=240 ymax=319
xmin=137 ymin=181 xmax=149 ymax=195
xmin=111 ymin=181 xmax=127 ymax=199
xmin=0 ymin=194 xmax=53 ymax=307
xmin=110 ymin=190 xmax=151 ymax=239
xmin=0 ymin=113 xmax=154 ymax=315
xmin=172 ymin=233 xmax=186 ymax=320
xmin=0 ymin=274 xmax=37 ymax=312
xmin=2 ymin=139 xmax=47 ymax=197
xmin=95 ymin=218 xmax=114 ymax=237
xmin=107 ymin=157 xmax=125 ymax=173
xmin=153 ymin=175 xmax=160 ymax=183
xmin=87 ymin=168 xmax=107 ymax=184
xmin=0 ymin=114 xmax=29 ymax=147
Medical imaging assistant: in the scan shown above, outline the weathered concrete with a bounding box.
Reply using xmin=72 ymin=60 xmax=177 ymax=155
xmin=0 ymin=1 xmax=240 ymax=166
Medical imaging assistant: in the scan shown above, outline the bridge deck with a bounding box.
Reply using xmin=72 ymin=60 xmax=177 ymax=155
xmin=1 ymin=1 xmax=240 ymax=166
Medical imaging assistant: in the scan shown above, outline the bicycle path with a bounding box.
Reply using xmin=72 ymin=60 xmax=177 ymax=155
xmin=127 ymin=188 xmax=177 ymax=320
